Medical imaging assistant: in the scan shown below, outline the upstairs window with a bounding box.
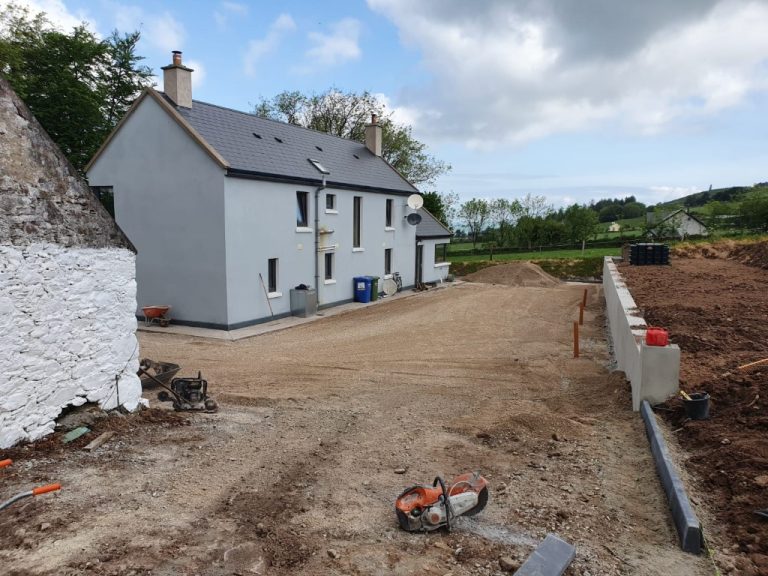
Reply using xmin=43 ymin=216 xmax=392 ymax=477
xmin=326 ymin=193 xmax=336 ymax=210
xmin=386 ymin=198 xmax=393 ymax=227
xmin=353 ymin=196 xmax=362 ymax=248
xmin=296 ymin=191 xmax=309 ymax=227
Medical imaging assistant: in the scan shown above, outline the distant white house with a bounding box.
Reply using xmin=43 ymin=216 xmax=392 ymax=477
xmin=608 ymin=222 xmax=621 ymax=232
xmin=648 ymin=209 xmax=708 ymax=239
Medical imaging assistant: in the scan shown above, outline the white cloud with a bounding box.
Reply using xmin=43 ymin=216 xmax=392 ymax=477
xmin=186 ymin=59 xmax=205 ymax=89
xmin=368 ymin=0 xmax=768 ymax=146
xmin=214 ymin=1 xmax=248 ymax=31
xmin=110 ymin=4 xmax=185 ymax=53
xmin=243 ymin=13 xmax=296 ymax=76
xmin=305 ymin=18 xmax=361 ymax=66
xmin=145 ymin=11 xmax=185 ymax=53
xmin=10 ymin=0 xmax=96 ymax=32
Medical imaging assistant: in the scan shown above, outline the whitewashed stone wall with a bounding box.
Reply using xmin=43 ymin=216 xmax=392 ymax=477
xmin=0 ymin=243 xmax=142 ymax=448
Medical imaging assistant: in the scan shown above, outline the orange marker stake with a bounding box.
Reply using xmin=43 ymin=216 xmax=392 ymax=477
xmin=582 ymin=288 xmax=588 ymax=308
xmin=573 ymin=321 xmax=580 ymax=358
xmin=579 ymin=304 xmax=584 ymax=326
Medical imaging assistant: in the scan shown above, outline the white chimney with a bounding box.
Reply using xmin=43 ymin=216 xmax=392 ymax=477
xmin=161 ymin=50 xmax=193 ymax=108
xmin=364 ymin=113 xmax=382 ymax=157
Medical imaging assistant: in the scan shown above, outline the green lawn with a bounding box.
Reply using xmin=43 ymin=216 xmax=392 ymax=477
xmin=449 ymin=246 xmax=621 ymax=262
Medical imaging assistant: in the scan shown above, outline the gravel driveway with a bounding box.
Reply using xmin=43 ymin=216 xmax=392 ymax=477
xmin=1 ymin=279 xmax=711 ymax=575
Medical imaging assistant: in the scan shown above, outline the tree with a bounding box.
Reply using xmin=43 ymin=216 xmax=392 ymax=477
xmin=564 ymin=204 xmax=599 ymax=253
xmin=490 ymin=198 xmax=522 ymax=247
xmin=254 ymin=89 xmax=450 ymax=187
xmin=514 ymin=194 xmax=552 ymax=250
xmin=740 ymin=196 xmax=768 ymax=231
xmin=421 ymin=191 xmax=458 ymax=229
xmin=0 ymin=4 xmax=153 ymax=172
xmin=459 ymin=198 xmax=491 ymax=249
xmin=621 ymin=201 xmax=646 ymax=219
xmin=598 ymin=204 xmax=622 ymax=222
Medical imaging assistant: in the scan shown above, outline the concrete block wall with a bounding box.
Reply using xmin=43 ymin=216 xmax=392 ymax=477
xmin=0 ymin=243 xmax=143 ymax=448
xmin=603 ymin=257 xmax=680 ymax=410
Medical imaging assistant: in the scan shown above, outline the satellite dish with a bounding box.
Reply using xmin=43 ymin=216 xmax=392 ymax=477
xmin=406 ymin=212 xmax=422 ymax=225
xmin=382 ymin=278 xmax=398 ymax=296
xmin=407 ymin=194 xmax=424 ymax=210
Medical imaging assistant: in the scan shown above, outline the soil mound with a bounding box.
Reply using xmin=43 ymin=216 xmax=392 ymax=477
xmin=463 ymin=262 xmax=560 ymax=287
xmin=672 ymin=239 xmax=768 ymax=269
xmin=729 ymin=240 xmax=768 ymax=269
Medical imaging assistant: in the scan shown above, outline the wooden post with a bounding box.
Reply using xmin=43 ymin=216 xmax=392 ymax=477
xmin=582 ymin=288 xmax=588 ymax=308
xmin=579 ymin=304 xmax=584 ymax=326
xmin=573 ymin=321 xmax=579 ymax=358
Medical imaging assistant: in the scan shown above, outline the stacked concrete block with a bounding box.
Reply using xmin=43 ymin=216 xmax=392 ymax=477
xmin=603 ymin=257 xmax=680 ymax=410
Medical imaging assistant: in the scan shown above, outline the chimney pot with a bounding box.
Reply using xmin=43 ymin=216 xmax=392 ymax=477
xmin=172 ymin=50 xmax=182 ymax=66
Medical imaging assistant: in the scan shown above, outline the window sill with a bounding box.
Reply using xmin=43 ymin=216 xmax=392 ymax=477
xmin=325 ymin=209 xmax=338 ymax=215
xmin=352 ymin=247 xmax=365 ymax=253
xmin=296 ymin=227 xmax=313 ymax=233
xmin=323 ymin=279 xmax=337 ymax=285
xmin=385 ymin=226 xmax=395 ymax=232
xmin=434 ymin=262 xmax=451 ymax=268
xmin=383 ymin=274 xmax=393 ymax=279
xmin=267 ymin=291 xmax=282 ymax=299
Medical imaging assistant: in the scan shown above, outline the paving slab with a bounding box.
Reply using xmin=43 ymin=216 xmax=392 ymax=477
xmin=514 ymin=534 xmax=576 ymax=576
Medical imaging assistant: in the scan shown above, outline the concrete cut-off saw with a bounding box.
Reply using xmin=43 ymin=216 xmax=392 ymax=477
xmin=395 ymin=471 xmax=489 ymax=532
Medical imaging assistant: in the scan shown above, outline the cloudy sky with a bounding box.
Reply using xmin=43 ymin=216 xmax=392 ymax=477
xmin=11 ymin=0 xmax=768 ymax=206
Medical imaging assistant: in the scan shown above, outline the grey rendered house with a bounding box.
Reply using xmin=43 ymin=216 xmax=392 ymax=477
xmin=86 ymin=52 xmax=430 ymax=329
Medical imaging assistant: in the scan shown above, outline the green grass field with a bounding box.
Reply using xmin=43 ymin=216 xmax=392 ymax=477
xmin=448 ymin=246 xmax=621 ymax=262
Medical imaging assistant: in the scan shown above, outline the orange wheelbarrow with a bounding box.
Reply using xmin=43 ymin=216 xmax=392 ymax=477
xmin=142 ymin=305 xmax=172 ymax=327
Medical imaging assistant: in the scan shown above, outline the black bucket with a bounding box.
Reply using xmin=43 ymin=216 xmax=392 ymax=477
xmin=683 ymin=392 xmax=710 ymax=420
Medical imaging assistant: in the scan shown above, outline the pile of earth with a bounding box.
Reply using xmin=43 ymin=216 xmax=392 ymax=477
xmin=621 ymin=254 xmax=768 ymax=575
xmin=672 ymin=238 xmax=768 ymax=269
xmin=462 ymin=262 xmax=560 ymax=287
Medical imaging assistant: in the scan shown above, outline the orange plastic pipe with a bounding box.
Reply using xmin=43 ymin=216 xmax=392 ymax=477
xmin=32 ymin=483 xmax=61 ymax=496
xmin=0 ymin=459 xmax=12 ymax=469
xmin=573 ymin=321 xmax=580 ymax=358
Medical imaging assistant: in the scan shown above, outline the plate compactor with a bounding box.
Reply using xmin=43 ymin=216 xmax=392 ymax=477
xmin=395 ymin=471 xmax=489 ymax=532
xmin=138 ymin=361 xmax=218 ymax=412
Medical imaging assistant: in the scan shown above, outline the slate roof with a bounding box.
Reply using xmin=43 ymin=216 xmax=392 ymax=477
xmin=415 ymin=208 xmax=452 ymax=239
xmin=168 ymin=96 xmax=418 ymax=195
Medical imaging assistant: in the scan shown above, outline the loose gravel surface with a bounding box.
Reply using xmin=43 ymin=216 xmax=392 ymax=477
xmin=1 ymin=277 xmax=711 ymax=575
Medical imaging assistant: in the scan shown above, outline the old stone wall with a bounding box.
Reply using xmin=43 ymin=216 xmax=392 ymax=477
xmin=0 ymin=76 xmax=131 ymax=249
xmin=0 ymin=243 xmax=142 ymax=448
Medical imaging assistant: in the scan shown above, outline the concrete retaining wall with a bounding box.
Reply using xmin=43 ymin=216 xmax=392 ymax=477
xmin=0 ymin=243 xmax=142 ymax=448
xmin=603 ymin=257 xmax=680 ymax=410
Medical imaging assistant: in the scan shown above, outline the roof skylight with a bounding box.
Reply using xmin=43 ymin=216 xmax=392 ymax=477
xmin=308 ymin=158 xmax=330 ymax=174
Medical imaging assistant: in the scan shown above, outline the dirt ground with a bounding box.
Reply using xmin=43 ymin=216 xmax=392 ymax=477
xmin=621 ymin=241 xmax=768 ymax=575
xmin=1 ymin=268 xmax=711 ymax=575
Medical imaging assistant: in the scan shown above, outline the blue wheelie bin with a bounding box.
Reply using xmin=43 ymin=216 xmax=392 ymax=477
xmin=354 ymin=276 xmax=372 ymax=303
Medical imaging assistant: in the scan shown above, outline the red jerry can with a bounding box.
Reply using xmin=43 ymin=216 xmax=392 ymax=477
xmin=645 ymin=327 xmax=669 ymax=347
